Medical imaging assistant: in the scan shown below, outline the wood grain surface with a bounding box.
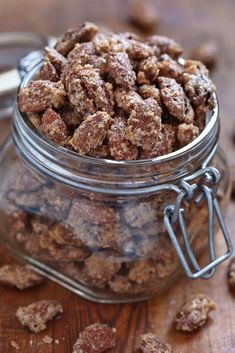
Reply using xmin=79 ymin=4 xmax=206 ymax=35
xmin=0 ymin=0 xmax=235 ymax=352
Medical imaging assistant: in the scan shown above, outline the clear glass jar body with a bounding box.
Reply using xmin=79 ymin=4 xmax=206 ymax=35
xmin=0 ymin=66 xmax=231 ymax=303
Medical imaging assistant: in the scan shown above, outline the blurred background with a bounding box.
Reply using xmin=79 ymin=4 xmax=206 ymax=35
xmin=0 ymin=0 xmax=235 ymax=167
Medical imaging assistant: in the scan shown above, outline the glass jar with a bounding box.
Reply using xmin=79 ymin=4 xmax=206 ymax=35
xmin=0 ymin=59 xmax=233 ymax=303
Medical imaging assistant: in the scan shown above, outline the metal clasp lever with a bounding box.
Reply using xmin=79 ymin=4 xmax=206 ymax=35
xmin=164 ymin=167 xmax=233 ymax=280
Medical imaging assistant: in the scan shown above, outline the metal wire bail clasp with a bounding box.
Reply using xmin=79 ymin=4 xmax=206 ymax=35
xmin=164 ymin=163 xmax=233 ymax=280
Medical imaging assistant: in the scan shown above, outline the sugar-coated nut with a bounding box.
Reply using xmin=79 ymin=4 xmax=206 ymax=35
xmin=88 ymin=144 xmax=110 ymax=158
xmin=16 ymin=300 xmax=63 ymax=333
xmin=27 ymin=113 xmax=42 ymax=129
xmin=35 ymin=60 xmax=58 ymax=82
xmin=158 ymin=53 xmax=183 ymax=80
xmin=184 ymin=59 xmax=209 ymax=75
xmin=67 ymin=42 xmax=95 ymax=65
xmin=137 ymin=56 xmax=159 ymax=84
xmin=42 ymin=108 xmax=70 ymax=145
xmin=140 ymin=333 xmax=172 ymax=353
xmin=140 ymin=124 xmax=176 ymax=159
xmin=66 ymin=64 xmax=114 ymax=117
xmin=177 ymin=123 xmax=199 ymax=146
xmin=55 ymin=22 xmax=98 ymax=56
xmin=128 ymin=260 xmax=156 ymax=284
xmin=127 ymin=40 xmax=154 ymax=60
xmin=182 ymin=60 xmax=216 ymax=111
xmin=129 ymin=0 xmax=159 ymax=33
xmin=108 ymin=116 xmax=138 ymax=160
xmin=159 ymin=77 xmax=194 ymax=123
xmin=18 ymin=80 xmax=66 ymax=113
xmin=148 ymin=35 xmax=183 ymax=59
xmin=59 ymin=103 xmax=82 ymax=130
xmin=175 ymin=294 xmax=216 ymax=332
xmin=228 ymin=257 xmax=235 ymax=290
xmin=67 ymin=198 xmax=118 ymax=225
xmin=123 ymin=201 xmax=158 ymax=228
xmin=84 ymin=253 xmax=121 ymax=284
xmin=194 ymin=106 xmax=207 ymax=132
xmin=191 ymin=41 xmax=218 ymax=69
xmin=44 ymin=47 xmax=67 ymax=74
xmin=40 ymin=234 xmax=89 ymax=262
xmin=114 ymin=88 xmax=142 ymax=112
xmin=138 ymin=85 xmax=161 ymax=104
xmin=106 ymin=52 xmax=136 ymax=88
xmin=49 ymin=223 xmax=82 ymax=247
xmin=69 ymin=111 xmax=112 ymax=155
xmin=0 ymin=264 xmax=44 ymax=290
xmin=72 ymin=323 xmax=116 ymax=353
xmin=126 ymin=98 xmax=162 ymax=150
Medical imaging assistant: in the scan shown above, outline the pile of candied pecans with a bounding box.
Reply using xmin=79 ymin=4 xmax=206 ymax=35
xmin=18 ymin=22 xmax=216 ymax=161
xmin=1 ymin=262 xmax=234 ymax=352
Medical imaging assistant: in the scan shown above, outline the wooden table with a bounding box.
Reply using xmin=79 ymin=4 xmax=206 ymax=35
xmin=0 ymin=0 xmax=235 ymax=352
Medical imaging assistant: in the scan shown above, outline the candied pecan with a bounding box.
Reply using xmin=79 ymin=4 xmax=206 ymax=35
xmin=16 ymin=300 xmax=63 ymax=333
xmin=140 ymin=333 xmax=172 ymax=353
xmin=65 ymin=73 xmax=96 ymax=117
xmin=182 ymin=60 xmax=216 ymax=111
xmin=138 ymin=85 xmax=161 ymax=104
xmin=59 ymin=103 xmax=82 ymax=130
xmin=40 ymin=186 xmax=71 ymax=220
xmin=67 ymin=42 xmax=95 ymax=66
xmin=67 ymin=198 xmax=118 ymax=225
xmin=184 ymin=59 xmax=209 ymax=75
xmin=72 ymin=323 xmax=116 ymax=353
xmin=177 ymin=123 xmax=199 ymax=146
xmin=0 ymin=264 xmax=44 ymax=290
xmin=18 ymin=80 xmax=66 ymax=113
xmin=106 ymin=52 xmax=136 ymax=88
xmin=70 ymin=111 xmax=112 ymax=154
xmin=41 ymin=108 xmax=70 ymax=145
xmin=129 ymin=0 xmax=159 ymax=33
xmin=228 ymin=257 xmax=235 ymax=290
xmin=55 ymin=22 xmax=98 ymax=56
xmin=114 ymin=87 xmax=142 ymax=112
xmin=94 ymin=32 xmax=140 ymax=54
xmin=191 ymin=41 xmax=218 ymax=69
xmin=44 ymin=47 xmax=67 ymax=74
xmin=35 ymin=59 xmax=58 ymax=82
xmin=126 ymin=98 xmax=162 ymax=150
xmin=7 ymin=165 xmax=44 ymax=193
xmin=88 ymin=144 xmax=110 ymax=158
xmin=158 ymin=54 xmax=183 ymax=80
xmin=93 ymin=32 xmax=112 ymax=54
xmin=123 ymin=200 xmax=158 ymax=228
xmin=159 ymin=77 xmax=194 ymax=123
xmin=84 ymin=253 xmax=121 ymax=284
xmin=40 ymin=234 xmax=89 ymax=262
xmin=175 ymin=294 xmax=216 ymax=332
xmin=127 ymin=40 xmax=154 ymax=60
xmin=140 ymin=124 xmax=176 ymax=158
xmin=148 ymin=35 xmax=183 ymax=59
xmin=109 ymin=275 xmax=131 ymax=294
xmin=137 ymin=56 xmax=159 ymax=84
xmin=194 ymin=106 xmax=207 ymax=132
xmin=49 ymin=223 xmax=82 ymax=246
xmin=128 ymin=260 xmax=156 ymax=284
xmin=66 ymin=64 xmax=114 ymax=116
xmin=27 ymin=112 xmax=42 ymax=129
xmin=31 ymin=216 xmax=49 ymax=236
xmin=108 ymin=116 xmax=138 ymax=160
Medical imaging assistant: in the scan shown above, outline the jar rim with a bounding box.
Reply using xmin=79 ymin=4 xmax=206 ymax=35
xmin=17 ymin=62 xmax=219 ymax=168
